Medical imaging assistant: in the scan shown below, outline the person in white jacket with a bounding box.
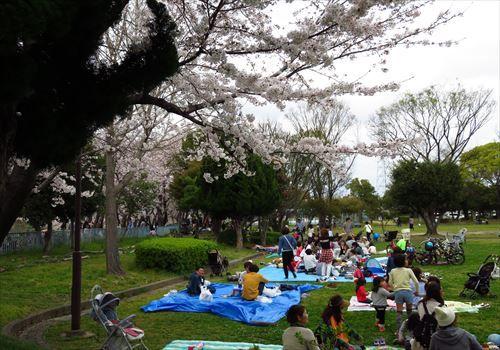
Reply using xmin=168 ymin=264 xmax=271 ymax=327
xmin=303 ymin=249 xmax=318 ymax=274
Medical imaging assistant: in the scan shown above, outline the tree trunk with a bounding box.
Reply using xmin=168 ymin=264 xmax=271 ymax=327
xmin=421 ymin=211 xmax=438 ymax=235
xmin=211 ymin=218 xmax=222 ymax=242
xmin=0 ymin=164 xmax=39 ymax=245
xmin=43 ymin=220 xmax=53 ymax=254
xmin=105 ymin=150 xmax=124 ymax=275
xmin=233 ymin=218 xmax=243 ymax=249
xmin=259 ymin=216 xmax=270 ymax=245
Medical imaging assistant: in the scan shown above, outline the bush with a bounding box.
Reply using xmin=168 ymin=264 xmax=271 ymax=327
xmin=135 ymin=237 xmax=217 ymax=273
xmin=218 ymin=229 xmax=281 ymax=246
xmin=217 ymin=229 xmax=237 ymax=246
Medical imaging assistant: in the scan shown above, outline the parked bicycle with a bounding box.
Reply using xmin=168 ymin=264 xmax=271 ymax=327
xmin=416 ymin=236 xmax=465 ymax=265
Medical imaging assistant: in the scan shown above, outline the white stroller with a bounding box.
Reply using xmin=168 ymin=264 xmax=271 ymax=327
xmin=90 ymin=285 xmax=148 ymax=350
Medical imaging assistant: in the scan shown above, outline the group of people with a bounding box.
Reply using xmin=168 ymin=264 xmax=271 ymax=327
xmin=282 ymin=239 xmax=485 ymax=350
xmin=187 ymin=262 xmax=269 ymax=302
xmin=278 ymin=221 xmax=377 ymax=280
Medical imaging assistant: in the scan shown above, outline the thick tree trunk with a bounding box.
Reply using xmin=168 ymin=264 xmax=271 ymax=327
xmin=0 ymin=165 xmax=39 ymax=245
xmin=421 ymin=211 xmax=439 ymax=235
xmin=259 ymin=216 xmax=270 ymax=245
xmin=211 ymin=218 xmax=222 ymax=242
xmin=105 ymin=150 xmax=124 ymax=275
xmin=233 ymin=218 xmax=243 ymax=249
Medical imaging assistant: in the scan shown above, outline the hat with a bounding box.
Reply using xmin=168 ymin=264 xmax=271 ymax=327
xmin=434 ymin=306 xmax=455 ymax=327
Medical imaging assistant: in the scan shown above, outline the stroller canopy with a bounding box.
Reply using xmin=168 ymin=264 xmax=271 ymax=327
xmin=366 ymin=258 xmax=385 ymax=275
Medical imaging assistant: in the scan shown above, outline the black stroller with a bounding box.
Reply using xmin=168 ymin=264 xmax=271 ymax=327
xmin=460 ymin=254 xmax=498 ymax=298
xmin=208 ymin=249 xmax=229 ymax=276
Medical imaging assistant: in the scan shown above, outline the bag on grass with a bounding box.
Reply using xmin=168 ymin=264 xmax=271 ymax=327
xmin=199 ymin=286 xmax=213 ymax=302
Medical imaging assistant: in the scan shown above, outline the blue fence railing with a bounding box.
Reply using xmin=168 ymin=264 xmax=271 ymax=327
xmin=0 ymin=224 xmax=179 ymax=255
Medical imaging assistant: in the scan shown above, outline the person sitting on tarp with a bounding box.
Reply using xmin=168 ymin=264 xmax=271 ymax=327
xmin=242 ymin=264 xmax=269 ymax=301
xmin=187 ymin=267 xmax=205 ymax=296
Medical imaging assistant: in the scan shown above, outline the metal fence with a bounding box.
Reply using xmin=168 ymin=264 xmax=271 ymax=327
xmin=0 ymin=225 xmax=179 ymax=255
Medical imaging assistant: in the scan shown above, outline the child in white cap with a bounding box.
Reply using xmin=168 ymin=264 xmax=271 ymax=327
xmin=429 ymin=306 xmax=482 ymax=350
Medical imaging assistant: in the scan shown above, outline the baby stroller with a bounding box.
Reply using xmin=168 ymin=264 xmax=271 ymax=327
xmin=460 ymin=254 xmax=498 ymax=298
xmin=208 ymin=249 xmax=229 ymax=276
xmin=90 ymin=285 xmax=148 ymax=350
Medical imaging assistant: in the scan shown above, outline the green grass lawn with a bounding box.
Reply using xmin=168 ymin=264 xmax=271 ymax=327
xmin=39 ymin=236 xmax=500 ymax=350
xmin=0 ymin=237 xmax=253 ymax=329
xmin=368 ymin=219 xmax=500 ymax=236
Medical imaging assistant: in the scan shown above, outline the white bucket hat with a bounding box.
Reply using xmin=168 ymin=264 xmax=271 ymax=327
xmin=434 ymin=306 xmax=456 ymax=327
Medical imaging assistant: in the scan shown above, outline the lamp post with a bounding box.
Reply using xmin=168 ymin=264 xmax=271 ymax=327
xmin=70 ymin=155 xmax=82 ymax=332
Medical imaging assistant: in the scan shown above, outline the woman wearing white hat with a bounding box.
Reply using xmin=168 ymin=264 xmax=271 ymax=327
xmin=429 ymin=306 xmax=482 ymax=350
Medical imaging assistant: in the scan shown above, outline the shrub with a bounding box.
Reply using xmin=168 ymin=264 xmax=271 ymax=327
xmin=135 ymin=237 xmax=217 ymax=273
xmin=248 ymin=231 xmax=280 ymax=245
xmin=217 ymin=229 xmax=237 ymax=246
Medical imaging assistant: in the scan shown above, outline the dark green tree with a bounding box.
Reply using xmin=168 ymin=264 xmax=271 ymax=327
xmin=198 ymin=156 xmax=282 ymax=248
xmin=346 ymin=178 xmax=380 ymax=220
xmin=0 ymin=0 xmax=178 ymax=244
xmin=387 ymin=160 xmax=463 ymax=235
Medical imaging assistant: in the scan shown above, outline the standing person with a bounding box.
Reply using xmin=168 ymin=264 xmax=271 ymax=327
xmin=396 ymin=217 xmax=402 ymax=227
xmin=388 ymin=254 xmax=420 ymax=331
xmin=283 ymin=305 xmax=320 ymax=350
xmin=409 ymin=217 xmax=415 ymax=231
xmin=187 ymin=267 xmax=205 ymax=296
xmin=371 ymin=276 xmax=394 ymax=332
xmin=278 ymin=226 xmax=297 ymax=279
xmin=364 ymin=221 xmax=373 ymax=241
xmin=242 ymin=264 xmax=269 ymax=301
xmin=307 ymin=224 xmax=314 ymax=239
xmin=297 ymin=218 xmax=305 ymax=242
xmin=318 ymin=228 xmax=333 ymax=276
xmin=343 ymin=218 xmax=353 ymax=235
xmin=429 ymin=307 xmax=482 ymax=350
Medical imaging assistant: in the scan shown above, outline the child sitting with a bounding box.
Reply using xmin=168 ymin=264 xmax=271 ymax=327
xmin=303 ymin=248 xmax=318 ymax=274
xmin=395 ymin=311 xmax=420 ymax=349
xmin=355 ymin=277 xmax=372 ymax=304
xmin=371 ymin=276 xmax=394 ymax=332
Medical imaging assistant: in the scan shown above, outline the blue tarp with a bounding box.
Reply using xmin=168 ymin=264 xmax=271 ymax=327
xmin=141 ymin=283 xmax=322 ymax=325
xmin=259 ymin=265 xmax=373 ymax=283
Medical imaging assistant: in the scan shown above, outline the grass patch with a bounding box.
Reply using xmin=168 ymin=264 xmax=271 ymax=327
xmin=42 ymin=237 xmax=499 ymax=349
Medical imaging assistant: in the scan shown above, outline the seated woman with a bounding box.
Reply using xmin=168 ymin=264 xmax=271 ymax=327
xmin=283 ymin=305 xmax=320 ymax=350
xmin=316 ymin=294 xmax=364 ymax=350
xmin=242 ymin=264 xmax=269 ymax=301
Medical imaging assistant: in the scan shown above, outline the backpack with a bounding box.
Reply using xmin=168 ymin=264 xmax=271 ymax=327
xmin=413 ymin=302 xmax=439 ymax=349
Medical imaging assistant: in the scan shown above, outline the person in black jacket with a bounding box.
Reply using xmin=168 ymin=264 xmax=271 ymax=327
xmin=187 ymin=267 xmax=205 ymax=295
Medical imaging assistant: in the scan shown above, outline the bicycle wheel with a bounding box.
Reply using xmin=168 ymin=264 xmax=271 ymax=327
xmin=450 ymin=252 xmax=465 ymax=265
xmin=417 ymin=252 xmax=432 ymax=265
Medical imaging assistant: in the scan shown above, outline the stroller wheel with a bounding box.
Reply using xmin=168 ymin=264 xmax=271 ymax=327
xmin=459 ymin=291 xmax=466 ymax=297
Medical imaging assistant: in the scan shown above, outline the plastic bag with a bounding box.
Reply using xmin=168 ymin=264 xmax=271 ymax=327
xmin=263 ymin=287 xmax=282 ymax=298
xmin=256 ymin=295 xmax=272 ymax=303
xmin=163 ymin=289 xmax=178 ymax=297
xmin=199 ymin=286 xmax=213 ymax=302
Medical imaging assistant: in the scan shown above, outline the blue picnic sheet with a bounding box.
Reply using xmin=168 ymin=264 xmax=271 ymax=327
xmin=259 ymin=265 xmax=373 ymax=283
xmin=141 ymin=283 xmax=322 ymax=325
xmin=163 ymin=340 xmax=402 ymax=350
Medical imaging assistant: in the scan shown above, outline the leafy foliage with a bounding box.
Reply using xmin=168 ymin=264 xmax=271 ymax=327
xmin=135 ymin=237 xmax=217 ymax=273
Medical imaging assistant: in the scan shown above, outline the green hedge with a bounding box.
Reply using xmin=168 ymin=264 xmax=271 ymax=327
xmin=135 ymin=237 xmax=217 ymax=273
xmin=217 ymin=229 xmax=281 ymax=246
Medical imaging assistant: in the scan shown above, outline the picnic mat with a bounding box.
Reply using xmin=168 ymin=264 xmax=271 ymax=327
xmin=163 ymin=340 xmax=401 ymax=350
xmin=141 ymin=283 xmax=322 ymax=325
xmin=259 ymin=265 xmax=373 ymax=283
xmin=347 ymin=296 xmax=481 ymax=313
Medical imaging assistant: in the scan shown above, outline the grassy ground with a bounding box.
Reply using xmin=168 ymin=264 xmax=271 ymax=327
xmin=0 ymin=237 xmax=253 ymax=334
xmin=40 ymin=235 xmax=500 ymax=350
xmin=367 ymin=219 xmax=500 ymax=236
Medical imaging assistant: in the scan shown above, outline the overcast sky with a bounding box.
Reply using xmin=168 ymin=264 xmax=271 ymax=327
xmin=248 ymin=0 xmax=500 ymax=194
